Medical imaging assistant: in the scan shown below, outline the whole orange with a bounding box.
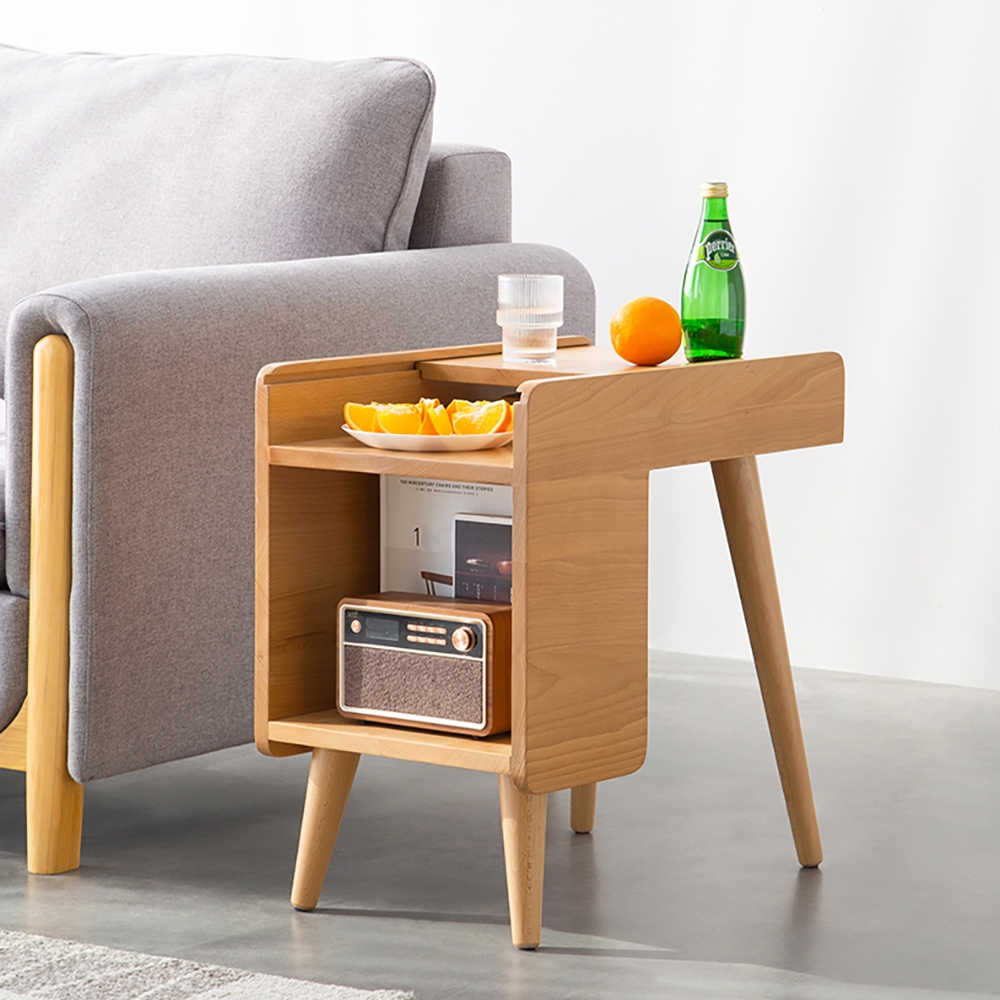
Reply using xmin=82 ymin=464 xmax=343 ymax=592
xmin=609 ymin=296 xmax=682 ymax=366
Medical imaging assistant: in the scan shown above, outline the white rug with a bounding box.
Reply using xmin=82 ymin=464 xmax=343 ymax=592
xmin=0 ymin=930 xmax=413 ymax=1000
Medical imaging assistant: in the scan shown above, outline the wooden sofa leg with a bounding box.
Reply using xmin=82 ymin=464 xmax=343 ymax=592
xmin=26 ymin=335 xmax=84 ymax=875
xmin=570 ymin=782 xmax=597 ymax=833
xmin=499 ymin=774 xmax=547 ymax=949
xmin=290 ymin=748 xmax=361 ymax=911
xmin=711 ymin=455 xmax=822 ymax=868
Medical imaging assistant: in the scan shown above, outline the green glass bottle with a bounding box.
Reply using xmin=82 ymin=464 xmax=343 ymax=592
xmin=681 ymin=182 xmax=745 ymax=361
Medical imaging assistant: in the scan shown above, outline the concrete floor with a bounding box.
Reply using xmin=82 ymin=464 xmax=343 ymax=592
xmin=2 ymin=651 xmax=1000 ymax=999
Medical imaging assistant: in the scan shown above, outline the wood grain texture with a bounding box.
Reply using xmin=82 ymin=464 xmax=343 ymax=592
xmin=257 ymin=336 xmax=588 ymax=386
xmin=26 ymin=335 xmax=84 ymax=875
xmin=255 ymin=367 xmax=421 ymax=757
xmin=255 ymin=354 xmax=524 ymax=760
xmin=270 ymin=710 xmax=512 ymax=773
xmin=712 ymin=456 xmax=823 ymax=867
xmin=290 ymin=748 xmax=361 ymax=911
xmin=269 ymin=438 xmax=512 ymax=485
xmin=516 ymin=353 xmax=844 ymax=480
xmin=0 ymin=704 xmax=27 ymax=772
xmin=418 ymin=343 xmax=633 ymax=386
xmin=498 ymin=774 xmax=547 ymax=949
xmin=259 ymin=341 xmax=502 ymax=386
xmin=570 ymin=783 xmax=597 ymax=834
xmin=511 ymin=468 xmax=649 ymax=793
xmin=255 ymin=466 xmax=380 ymax=757
xmin=264 ymin=370 xmax=425 ymax=446
xmin=256 ymin=345 xmax=842 ymax=896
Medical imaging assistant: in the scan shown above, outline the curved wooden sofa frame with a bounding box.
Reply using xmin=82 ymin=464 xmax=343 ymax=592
xmin=0 ymin=335 xmax=83 ymax=874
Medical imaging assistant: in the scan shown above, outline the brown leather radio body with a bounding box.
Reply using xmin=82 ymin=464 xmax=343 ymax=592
xmin=336 ymin=593 xmax=512 ymax=737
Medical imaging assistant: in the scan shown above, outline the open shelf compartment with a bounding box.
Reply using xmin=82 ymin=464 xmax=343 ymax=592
xmin=269 ymin=709 xmax=512 ymax=774
xmin=256 ymin=341 xmax=845 ymax=794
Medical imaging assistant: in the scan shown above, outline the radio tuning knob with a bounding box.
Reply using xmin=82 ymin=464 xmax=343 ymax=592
xmin=451 ymin=627 xmax=476 ymax=652
xmin=349 ymin=619 xmax=362 ymax=634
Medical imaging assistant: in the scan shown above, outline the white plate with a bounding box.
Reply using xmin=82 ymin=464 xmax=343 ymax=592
xmin=342 ymin=425 xmax=513 ymax=453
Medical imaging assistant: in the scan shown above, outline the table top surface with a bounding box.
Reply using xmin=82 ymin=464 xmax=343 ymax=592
xmin=416 ymin=344 xmax=676 ymax=385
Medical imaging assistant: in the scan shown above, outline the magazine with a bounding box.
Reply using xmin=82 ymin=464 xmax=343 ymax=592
xmin=381 ymin=476 xmax=513 ymax=599
xmin=454 ymin=514 xmax=512 ymax=603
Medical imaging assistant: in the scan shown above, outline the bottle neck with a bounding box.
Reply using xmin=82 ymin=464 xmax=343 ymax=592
xmin=701 ymin=197 xmax=729 ymax=224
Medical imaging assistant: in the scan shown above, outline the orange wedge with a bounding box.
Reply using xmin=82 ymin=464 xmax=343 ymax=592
xmin=446 ymin=398 xmax=473 ymax=421
xmin=369 ymin=402 xmax=389 ymax=432
xmin=375 ymin=403 xmax=423 ymax=434
xmin=344 ymin=402 xmax=380 ymax=433
xmin=417 ymin=409 xmax=438 ymax=435
xmin=347 ymin=398 xmax=509 ymax=435
xmin=452 ymin=399 xmax=509 ymax=435
xmin=428 ymin=403 xmax=453 ymax=435
xmin=496 ymin=400 xmax=513 ymax=433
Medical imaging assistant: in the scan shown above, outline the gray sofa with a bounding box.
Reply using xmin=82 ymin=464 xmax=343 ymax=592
xmin=0 ymin=44 xmax=594 ymax=872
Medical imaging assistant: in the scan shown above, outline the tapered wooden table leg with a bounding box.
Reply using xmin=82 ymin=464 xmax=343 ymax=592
xmin=499 ymin=774 xmax=547 ymax=949
xmin=290 ymin=748 xmax=360 ymax=911
xmin=570 ymin=783 xmax=597 ymax=833
xmin=712 ymin=456 xmax=823 ymax=868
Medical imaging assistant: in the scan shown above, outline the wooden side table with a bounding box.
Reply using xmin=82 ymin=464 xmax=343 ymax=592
xmin=255 ymin=339 xmax=845 ymax=948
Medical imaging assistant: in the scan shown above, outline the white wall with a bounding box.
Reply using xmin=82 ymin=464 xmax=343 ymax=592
xmin=8 ymin=1 xmax=1000 ymax=688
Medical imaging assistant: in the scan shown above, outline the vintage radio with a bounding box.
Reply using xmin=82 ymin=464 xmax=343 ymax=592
xmin=337 ymin=593 xmax=511 ymax=737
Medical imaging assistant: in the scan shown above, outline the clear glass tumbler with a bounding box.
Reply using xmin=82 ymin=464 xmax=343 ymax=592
xmin=497 ymin=274 xmax=563 ymax=363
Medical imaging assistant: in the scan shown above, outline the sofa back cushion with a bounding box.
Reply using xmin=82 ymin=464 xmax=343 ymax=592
xmin=0 ymin=46 xmax=435 ymax=393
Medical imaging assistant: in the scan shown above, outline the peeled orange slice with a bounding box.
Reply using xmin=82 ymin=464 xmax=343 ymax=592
xmin=452 ymin=399 xmax=509 ymax=435
xmin=344 ymin=402 xmax=381 ymax=432
xmin=428 ymin=404 xmax=453 ymax=435
xmin=417 ymin=409 xmax=439 ymax=435
xmin=375 ymin=403 xmax=423 ymax=435
xmin=446 ymin=398 xmax=473 ymax=421
xmin=346 ymin=397 xmax=513 ymax=436
xmin=496 ymin=400 xmax=513 ymax=433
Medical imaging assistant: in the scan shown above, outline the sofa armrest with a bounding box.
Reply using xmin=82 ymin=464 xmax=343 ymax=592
xmin=409 ymin=145 xmax=512 ymax=249
xmin=3 ymin=242 xmax=593 ymax=780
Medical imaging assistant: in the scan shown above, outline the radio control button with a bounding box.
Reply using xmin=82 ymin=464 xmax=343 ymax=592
xmin=349 ymin=619 xmax=362 ymax=634
xmin=451 ymin=627 xmax=476 ymax=652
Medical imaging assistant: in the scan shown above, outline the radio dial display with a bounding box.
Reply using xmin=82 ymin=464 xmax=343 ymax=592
xmin=364 ymin=617 xmax=400 ymax=642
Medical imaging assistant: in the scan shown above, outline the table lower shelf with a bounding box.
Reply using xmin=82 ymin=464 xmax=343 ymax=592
xmin=268 ymin=710 xmax=512 ymax=773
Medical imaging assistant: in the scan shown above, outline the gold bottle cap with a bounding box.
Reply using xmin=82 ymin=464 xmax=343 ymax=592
xmin=701 ymin=182 xmax=729 ymax=199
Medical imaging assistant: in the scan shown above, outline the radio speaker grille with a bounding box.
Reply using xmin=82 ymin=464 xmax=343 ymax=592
xmin=342 ymin=645 xmax=483 ymax=724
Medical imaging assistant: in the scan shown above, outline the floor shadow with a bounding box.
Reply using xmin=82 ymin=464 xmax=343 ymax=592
xmin=778 ymin=866 xmax=823 ymax=969
xmin=535 ymin=947 xmax=677 ymax=959
xmin=310 ymin=906 xmax=509 ymax=927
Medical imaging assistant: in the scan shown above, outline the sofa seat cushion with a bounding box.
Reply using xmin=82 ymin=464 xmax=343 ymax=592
xmin=0 ymin=589 xmax=27 ymax=732
xmin=0 ymin=46 xmax=435 ymax=394
xmin=0 ymin=401 xmax=16 ymax=735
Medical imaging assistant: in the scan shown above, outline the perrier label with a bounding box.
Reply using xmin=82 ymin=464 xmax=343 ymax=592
xmin=681 ymin=182 xmax=746 ymax=361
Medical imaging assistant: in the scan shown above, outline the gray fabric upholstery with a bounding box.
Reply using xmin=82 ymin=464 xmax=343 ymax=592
xmin=0 ymin=439 xmax=5 ymax=590
xmin=0 ymin=396 xmax=16 ymax=731
xmin=0 ymin=45 xmax=436 ymax=396
xmin=0 ymin=593 xmax=26 ymax=732
xmin=409 ymin=145 xmax=512 ymax=249
xmin=4 ymin=244 xmax=595 ymax=780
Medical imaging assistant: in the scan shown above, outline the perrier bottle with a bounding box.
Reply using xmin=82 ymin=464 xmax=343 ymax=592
xmin=681 ymin=182 xmax=745 ymax=361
